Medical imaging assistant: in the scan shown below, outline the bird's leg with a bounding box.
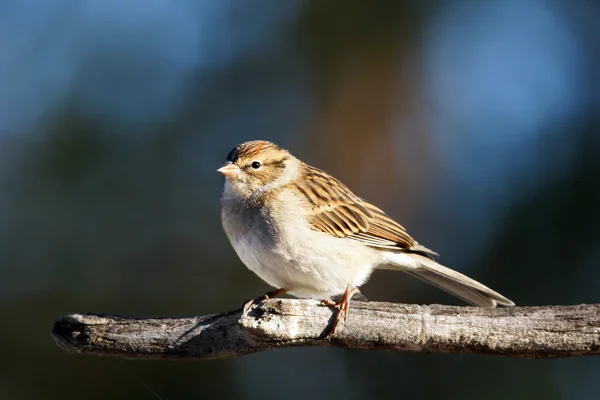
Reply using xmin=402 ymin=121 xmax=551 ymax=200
xmin=242 ymin=288 xmax=287 ymax=314
xmin=321 ymin=284 xmax=359 ymax=338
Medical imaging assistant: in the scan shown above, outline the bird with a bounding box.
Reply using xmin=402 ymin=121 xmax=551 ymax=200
xmin=218 ymin=140 xmax=514 ymax=336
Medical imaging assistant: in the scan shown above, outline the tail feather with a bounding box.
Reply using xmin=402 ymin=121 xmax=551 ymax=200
xmin=399 ymin=254 xmax=514 ymax=307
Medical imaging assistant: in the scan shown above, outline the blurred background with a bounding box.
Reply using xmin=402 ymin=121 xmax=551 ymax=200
xmin=1 ymin=0 xmax=599 ymax=399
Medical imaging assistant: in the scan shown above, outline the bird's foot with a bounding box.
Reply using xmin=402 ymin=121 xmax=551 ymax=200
xmin=242 ymin=288 xmax=287 ymax=314
xmin=320 ymin=284 xmax=359 ymax=338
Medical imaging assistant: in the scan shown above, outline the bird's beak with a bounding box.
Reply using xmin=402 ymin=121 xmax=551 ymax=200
xmin=217 ymin=163 xmax=241 ymax=177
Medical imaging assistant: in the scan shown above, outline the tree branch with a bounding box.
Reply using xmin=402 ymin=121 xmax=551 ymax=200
xmin=52 ymin=300 xmax=600 ymax=360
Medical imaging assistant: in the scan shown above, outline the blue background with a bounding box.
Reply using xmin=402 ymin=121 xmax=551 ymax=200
xmin=1 ymin=1 xmax=599 ymax=399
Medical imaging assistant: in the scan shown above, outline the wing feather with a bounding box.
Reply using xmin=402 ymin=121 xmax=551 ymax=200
xmin=292 ymin=164 xmax=437 ymax=256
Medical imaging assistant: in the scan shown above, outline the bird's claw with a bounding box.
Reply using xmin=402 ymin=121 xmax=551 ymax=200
xmin=321 ymin=284 xmax=358 ymax=338
xmin=242 ymin=288 xmax=287 ymax=314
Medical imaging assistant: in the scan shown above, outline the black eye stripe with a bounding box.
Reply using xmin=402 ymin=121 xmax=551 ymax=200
xmin=264 ymin=160 xmax=286 ymax=168
xmin=244 ymin=158 xmax=287 ymax=169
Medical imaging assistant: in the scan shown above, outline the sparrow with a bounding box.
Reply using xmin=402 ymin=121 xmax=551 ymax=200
xmin=218 ymin=140 xmax=514 ymax=336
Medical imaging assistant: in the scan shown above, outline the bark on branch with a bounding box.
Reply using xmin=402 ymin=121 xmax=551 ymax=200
xmin=52 ymin=300 xmax=600 ymax=360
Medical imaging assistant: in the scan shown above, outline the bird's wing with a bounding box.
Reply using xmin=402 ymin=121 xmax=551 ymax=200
xmin=293 ymin=166 xmax=437 ymax=256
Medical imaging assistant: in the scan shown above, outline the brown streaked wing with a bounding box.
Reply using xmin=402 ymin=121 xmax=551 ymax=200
xmin=295 ymin=165 xmax=422 ymax=251
xmin=294 ymin=167 xmax=372 ymax=238
xmin=361 ymin=202 xmax=417 ymax=249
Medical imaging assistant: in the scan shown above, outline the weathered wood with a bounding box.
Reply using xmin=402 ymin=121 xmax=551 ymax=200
xmin=52 ymin=300 xmax=600 ymax=360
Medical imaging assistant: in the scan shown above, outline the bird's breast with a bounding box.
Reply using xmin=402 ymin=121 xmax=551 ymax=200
xmin=220 ymin=189 xmax=376 ymax=298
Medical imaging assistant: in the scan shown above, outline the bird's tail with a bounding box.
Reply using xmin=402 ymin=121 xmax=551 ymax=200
xmin=395 ymin=253 xmax=514 ymax=307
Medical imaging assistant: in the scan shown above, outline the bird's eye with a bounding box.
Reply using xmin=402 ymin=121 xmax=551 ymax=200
xmin=251 ymin=161 xmax=262 ymax=170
